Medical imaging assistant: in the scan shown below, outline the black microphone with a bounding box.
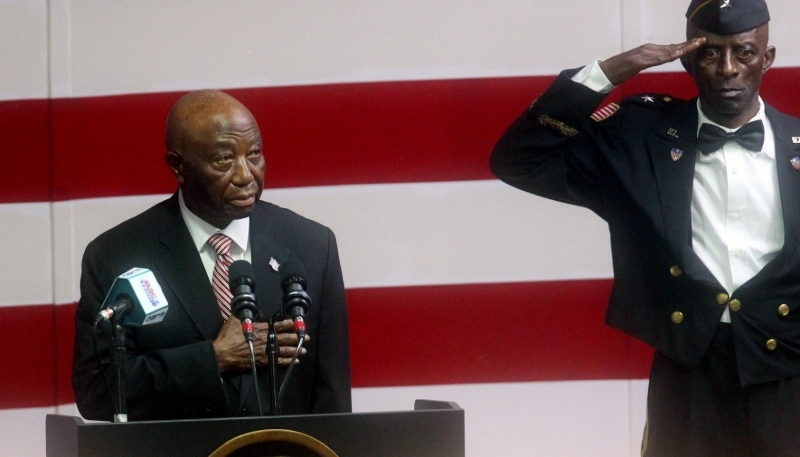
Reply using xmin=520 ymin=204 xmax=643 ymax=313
xmin=279 ymin=260 xmax=311 ymax=338
xmin=94 ymin=295 xmax=134 ymax=324
xmin=229 ymin=260 xmax=259 ymax=342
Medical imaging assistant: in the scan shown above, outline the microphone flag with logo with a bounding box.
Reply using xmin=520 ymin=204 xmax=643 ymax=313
xmin=100 ymin=268 xmax=169 ymax=326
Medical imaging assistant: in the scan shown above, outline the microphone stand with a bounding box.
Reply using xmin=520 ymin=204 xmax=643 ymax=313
xmin=111 ymin=322 xmax=128 ymax=422
xmin=267 ymin=315 xmax=279 ymax=416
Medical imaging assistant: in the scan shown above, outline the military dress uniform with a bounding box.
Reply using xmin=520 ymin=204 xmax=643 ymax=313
xmin=490 ymin=68 xmax=800 ymax=456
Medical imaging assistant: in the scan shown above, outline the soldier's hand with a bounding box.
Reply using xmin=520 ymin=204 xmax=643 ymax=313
xmin=599 ymin=37 xmax=706 ymax=86
xmin=273 ymin=318 xmax=310 ymax=366
xmin=212 ymin=316 xmax=269 ymax=372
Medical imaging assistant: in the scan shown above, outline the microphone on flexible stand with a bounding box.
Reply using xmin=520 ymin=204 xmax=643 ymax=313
xmin=228 ymin=260 xmax=259 ymax=342
xmin=227 ymin=260 xmax=264 ymax=416
xmin=279 ymin=260 xmax=311 ymax=339
xmin=276 ymin=260 xmax=311 ymax=413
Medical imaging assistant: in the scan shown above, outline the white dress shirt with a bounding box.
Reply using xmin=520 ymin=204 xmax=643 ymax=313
xmin=573 ymin=62 xmax=784 ymax=322
xmin=692 ymin=100 xmax=783 ymax=322
xmin=178 ymin=190 xmax=252 ymax=283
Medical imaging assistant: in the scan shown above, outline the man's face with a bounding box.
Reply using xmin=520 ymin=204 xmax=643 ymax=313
xmin=173 ymin=104 xmax=265 ymax=228
xmin=683 ymin=24 xmax=775 ymax=128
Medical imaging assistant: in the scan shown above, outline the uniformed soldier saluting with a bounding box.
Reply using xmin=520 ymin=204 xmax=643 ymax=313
xmin=491 ymin=0 xmax=800 ymax=455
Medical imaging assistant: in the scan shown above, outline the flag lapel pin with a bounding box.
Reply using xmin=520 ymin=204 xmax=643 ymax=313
xmin=791 ymin=157 xmax=800 ymax=171
xmin=269 ymin=257 xmax=280 ymax=271
xmin=671 ymin=148 xmax=683 ymax=162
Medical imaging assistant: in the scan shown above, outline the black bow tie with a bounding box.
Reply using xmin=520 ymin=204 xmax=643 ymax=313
xmin=697 ymin=120 xmax=765 ymax=155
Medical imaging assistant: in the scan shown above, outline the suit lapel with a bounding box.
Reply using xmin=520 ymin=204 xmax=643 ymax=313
xmin=250 ymin=202 xmax=289 ymax=319
xmin=239 ymin=201 xmax=289 ymax=412
xmin=757 ymin=106 xmax=800 ymax=273
xmin=154 ymin=194 xmax=222 ymax=340
xmin=649 ymin=100 xmax=709 ymax=273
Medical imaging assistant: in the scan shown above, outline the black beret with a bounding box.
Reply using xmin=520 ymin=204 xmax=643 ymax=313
xmin=686 ymin=0 xmax=770 ymax=35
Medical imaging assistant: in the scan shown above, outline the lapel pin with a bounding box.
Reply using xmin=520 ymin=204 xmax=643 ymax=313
xmin=269 ymin=257 xmax=280 ymax=272
xmin=720 ymin=0 xmax=731 ymax=8
xmin=642 ymin=95 xmax=654 ymax=103
xmin=671 ymin=148 xmax=683 ymax=162
xmin=792 ymin=137 xmax=800 ymax=144
xmin=791 ymin=157 xmax=800 ymax=171
xmin=667 ymin=128 xmax=679 ymax=139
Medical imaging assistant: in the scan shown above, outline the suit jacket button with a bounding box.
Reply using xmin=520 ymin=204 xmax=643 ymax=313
xmin=779 ymin=304 xmax=790 ymax=317
xmin=716 ymin=293 xmax=729 ymax=305
xmin=729 ymin=299 xmax=741 ymax=312
xmin=671 ymin=311 xmax=684 ymax=324
xmin=766 ymin=339 xmax=778 ymax=351
xmin=669 ymin=265 xmax=682 ymax=277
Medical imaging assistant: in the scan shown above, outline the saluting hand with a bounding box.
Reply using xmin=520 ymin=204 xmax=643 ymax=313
xmin=599 ymin=37 xmax=706 ymax=86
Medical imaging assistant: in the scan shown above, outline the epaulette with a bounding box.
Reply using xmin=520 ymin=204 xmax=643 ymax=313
xmin=591 ymin=94 xmax=680 ymax=123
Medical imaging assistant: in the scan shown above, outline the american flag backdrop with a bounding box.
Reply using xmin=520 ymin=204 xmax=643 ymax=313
xmin=3 ymin=1 xmax=800 ymax=456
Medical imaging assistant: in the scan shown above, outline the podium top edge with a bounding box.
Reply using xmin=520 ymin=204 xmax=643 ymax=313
xmin=44 ymin=401 xmax=463 ymax=427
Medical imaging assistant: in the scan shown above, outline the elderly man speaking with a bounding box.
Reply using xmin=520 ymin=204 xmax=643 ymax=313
xmin=72 ymin=90 xmax=351 ymax=421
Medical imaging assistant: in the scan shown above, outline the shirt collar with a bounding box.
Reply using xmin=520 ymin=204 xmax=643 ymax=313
xmin=178 ymin=190 xmax=250 ymax=253
xmin=695 ymin=97 xmax=774 ymax=159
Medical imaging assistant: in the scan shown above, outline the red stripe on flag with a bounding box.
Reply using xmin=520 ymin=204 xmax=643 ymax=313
xmin=347 ymin=279 xmax=653 ymax=387
xmin=4 ymin=68 xmax=800 ymax=203
xmin=0 ymin=304 xmax=57 ymax=409
xmin=0 ymin=99 xmax=50 ymax=203
xmin=48 ymin=77 xmax=553 ymax=201
xmin=55 ymin=304 xmax=77 ymax=405
xmin=0 ymin=280 xmax=652 ymax=410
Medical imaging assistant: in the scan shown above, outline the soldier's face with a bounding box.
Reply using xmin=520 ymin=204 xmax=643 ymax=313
xmin=684 ymin=23 xmax=775 ymax=128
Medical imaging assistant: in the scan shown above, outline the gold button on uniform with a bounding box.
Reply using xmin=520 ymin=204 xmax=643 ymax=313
xmin=716 ymin=293 xmax=729 ymax=305
xmin=671 ymin=311 xmax=684 ymax=324
xmin=729 ymin=299 xmax=741 ymax=312
xmin=669 ymin=265 xmax=682 ymax=277
xmin=779 ymin=304 xmax=790 ymax=317
xmin=766 ymin=339 xmax=778 ymax=351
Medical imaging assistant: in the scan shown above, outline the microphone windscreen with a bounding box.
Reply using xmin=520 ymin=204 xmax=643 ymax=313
xmin=229 ymin=260 xmax=255 ymax=287
xmin=279 ymin=259 xmax=307 ymax=291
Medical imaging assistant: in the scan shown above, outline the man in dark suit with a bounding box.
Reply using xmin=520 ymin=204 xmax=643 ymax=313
xmin=72 ymin=90 xmax=351 ymax=421
xmin=491 ymin=1 xmax=800 ymax=455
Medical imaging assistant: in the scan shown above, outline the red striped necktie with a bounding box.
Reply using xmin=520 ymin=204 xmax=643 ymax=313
xmin=208 ymin=233 xmax=234 ymax=319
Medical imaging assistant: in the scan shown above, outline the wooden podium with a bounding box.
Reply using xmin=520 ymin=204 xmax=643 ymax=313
xmin=46 ymin=400 xmax=464 ymax=457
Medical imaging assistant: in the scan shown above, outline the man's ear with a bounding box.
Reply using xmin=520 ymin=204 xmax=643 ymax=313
xmin=165 ymin=151 xmax=185 ymax=185
xmin=763 ymin=45 xmax=776 ymax=75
